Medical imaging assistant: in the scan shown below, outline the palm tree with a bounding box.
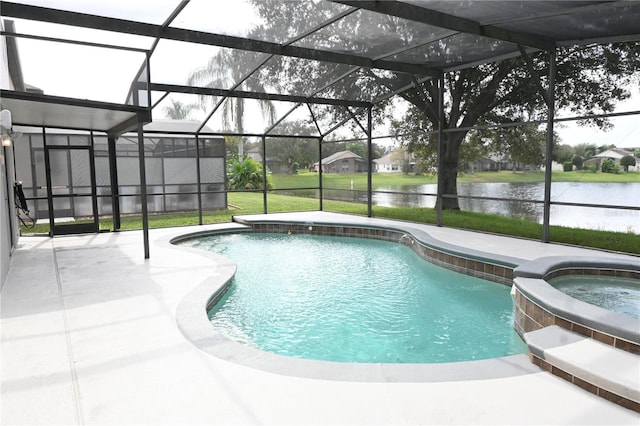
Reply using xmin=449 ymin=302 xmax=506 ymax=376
xmin=163 ymin=99 xmax=197 ymax=120
xmin=187 ymin=49 xmax=276 ymax=157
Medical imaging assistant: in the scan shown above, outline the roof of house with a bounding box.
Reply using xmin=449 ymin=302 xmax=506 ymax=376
xmin=142 ymin=119 xmax=216 ymax=135
xmin=15 ymin=119 xmax=218 ymax=138
xmin=321 ymin=150 xmax=363 ymax=165
xmin=374 ymin=148 xmax=409 ymax=165
xmin=592 ymin=148 xmax=635 ymax=159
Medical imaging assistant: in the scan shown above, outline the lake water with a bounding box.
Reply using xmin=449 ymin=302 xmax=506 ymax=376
xmin=324 ymin=182 xmax=638 ymax=233
xmin=371 ymin=181 xmax=639 ymax=233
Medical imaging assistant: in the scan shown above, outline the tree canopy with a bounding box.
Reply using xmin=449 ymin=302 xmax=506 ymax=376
xmin=391 ymin=43 xmax=639 ymax=208
xmin=620 ymin=155 xmax=637 ymax=172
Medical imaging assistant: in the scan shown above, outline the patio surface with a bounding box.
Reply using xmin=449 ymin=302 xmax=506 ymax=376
xmin=1 ymin=212 xmax=638 ymax=425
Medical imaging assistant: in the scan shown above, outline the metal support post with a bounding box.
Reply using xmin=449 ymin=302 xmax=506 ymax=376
xmin=318 ymin=137 xmax=323 ymax=211
xmin=542 ymin=50 xmax=556 ymax=243
xmin=42 ymin=128 xmax=55 ymax=236
xmin=107 ymin=135 xmax=121 ymax=230
xmin=436 ymin=75 xmax=445 ymax=226
xmin=136 ymin=121 xmax=150 ymax=259
xmin=262 ymin=134 xmax=267 ymax=214
xmin=89 ymin=131 xmax=99 ymax=230
xmin=367 ymin=106 xmax=373 ymax=217
xmin=195 ymin=134 xmax=203 ymax=225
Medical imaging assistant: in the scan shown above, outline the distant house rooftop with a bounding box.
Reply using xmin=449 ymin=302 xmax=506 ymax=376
xmin=321 ymin=150 xmax=363 ymax=165
xmin=592 ymin=148 xmax=635 ymax=159
xmin=143 ymin=119 xmax=215 ymax=136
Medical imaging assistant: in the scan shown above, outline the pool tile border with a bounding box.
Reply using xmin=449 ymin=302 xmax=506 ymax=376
xmin=529 ymin=346 xmax=640 ymax=412
xmin=523 ymin=325 xmax=640 ymax=413
xmin=513 ymin=259 xmax=640 ymax=355
xmin=513 ymin=286 xmax=640 ymax=355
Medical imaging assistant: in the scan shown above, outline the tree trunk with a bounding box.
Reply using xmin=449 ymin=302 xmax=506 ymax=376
xmin=437 ymin=132 xmax=465 ymax=211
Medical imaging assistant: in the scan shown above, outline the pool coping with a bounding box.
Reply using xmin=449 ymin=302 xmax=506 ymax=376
xmin=513 ymin=257 xmax=640 ymax=353
xmin=165 ymin=219 xmax=542 ymax=382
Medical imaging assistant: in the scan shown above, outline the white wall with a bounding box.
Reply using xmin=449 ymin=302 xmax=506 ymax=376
xmin=1 ymin=20 xmax=19 ymax=289
xmin=1 ymin=144 xmax=17 ymax=290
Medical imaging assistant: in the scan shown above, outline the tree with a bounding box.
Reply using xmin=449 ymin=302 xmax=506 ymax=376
xmin=344 ymin=142 xmax=366 ymax=158
xmin=391 ymin=43 xmax=639 ymax=209
xmin=245 ymin=1 xmax=394 ymax=132
xmin=572 ymin=155 xmax=584 ymax=170
xmin=574 ymin=143 xmax=597 ymax=160
xmin=265 ymin=121 xmax=319 ymax=173
xmin=553 ymin=144 xmax=575 ymax=164
xmin=393 ymin=110 xmax=488 ymax=175
xmin=620 ymin=155 xmax=636 ymax=172
xmin=224 ymin=136 xmax=242 ymax=160
xmin=457 ymin=122 xmax=551 ymax=172
xmin=188 ymin=49 xmax=277 ymax=157
xmin=163 ymin=99 xmax=197 ymax=120
xmin=506 ymin=125 xmax=547 ymax=171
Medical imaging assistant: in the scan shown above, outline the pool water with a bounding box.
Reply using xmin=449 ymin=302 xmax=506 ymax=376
xmin=181 ymin=233 xmax=526 ymax=363
xmin=550 ymin=275 xmax=640 ymax=319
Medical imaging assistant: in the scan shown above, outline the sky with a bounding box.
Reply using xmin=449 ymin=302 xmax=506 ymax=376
xmin=4 ymin=1 xmax=640 ymax=148
xmin=553 ymin=87 xmax=640 ymax=149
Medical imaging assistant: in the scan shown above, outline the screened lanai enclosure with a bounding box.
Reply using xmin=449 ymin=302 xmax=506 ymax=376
xmin=11 ymin=124 xmax=226 ymax=232
xmin=1 ymin=0 xmax=639 ymax=258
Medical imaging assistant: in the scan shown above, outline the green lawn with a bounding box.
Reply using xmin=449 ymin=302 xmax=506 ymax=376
xmin=460 ymin=170 xmax=640 ymax=183
xmin=21 ymin=190 xmax=640 ymax=255
xmin=19 ymin=171 xmax=639 ymax=253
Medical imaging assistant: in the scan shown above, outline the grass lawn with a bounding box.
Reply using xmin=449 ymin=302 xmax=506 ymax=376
xmin=21 ymin=190 xmax=640 ymax=255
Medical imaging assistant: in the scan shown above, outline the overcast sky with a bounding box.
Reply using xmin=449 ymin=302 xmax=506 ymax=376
xmin=554 ymin=87 xmax=639 ymax=149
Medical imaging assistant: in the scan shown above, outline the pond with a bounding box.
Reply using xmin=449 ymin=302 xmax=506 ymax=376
xmin=369 ymin=182 xmax=640 ymax=233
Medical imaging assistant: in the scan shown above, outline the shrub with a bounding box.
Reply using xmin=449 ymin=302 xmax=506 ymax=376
xmin=601 ymin=158 xmax=620 ymax=174
xmin=563 ymin=162 xmax=573 ymax=172
xmin=227 ymin=157 xmax=274 ymax=190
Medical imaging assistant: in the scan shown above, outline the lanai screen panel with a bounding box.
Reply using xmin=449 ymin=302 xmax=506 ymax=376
xmin=3 ymin=0 xmax=640 ymax=132
xmin=290 ymin=8 xmax=456 ymax=58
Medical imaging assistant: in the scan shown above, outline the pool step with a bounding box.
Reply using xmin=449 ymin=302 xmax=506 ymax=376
xmin=524 ymin=325 xmax=640 ymax=412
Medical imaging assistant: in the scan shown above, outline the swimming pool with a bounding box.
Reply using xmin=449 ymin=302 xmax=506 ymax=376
xmin=179 ymin=233 xmax=526 ymax=363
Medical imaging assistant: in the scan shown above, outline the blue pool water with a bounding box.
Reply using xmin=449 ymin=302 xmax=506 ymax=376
xmin=180 ymin=233 xmax=526 ymax=363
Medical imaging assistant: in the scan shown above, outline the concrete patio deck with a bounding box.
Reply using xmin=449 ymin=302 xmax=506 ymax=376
xmin=1 ymin=212 xmax=638 ymax=425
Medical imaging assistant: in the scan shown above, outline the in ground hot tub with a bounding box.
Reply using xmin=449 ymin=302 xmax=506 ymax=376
xmin=548 ymin=274 xmax=639 ymax=319
xmin=512 ymin=257 xmax=640 ymax=354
